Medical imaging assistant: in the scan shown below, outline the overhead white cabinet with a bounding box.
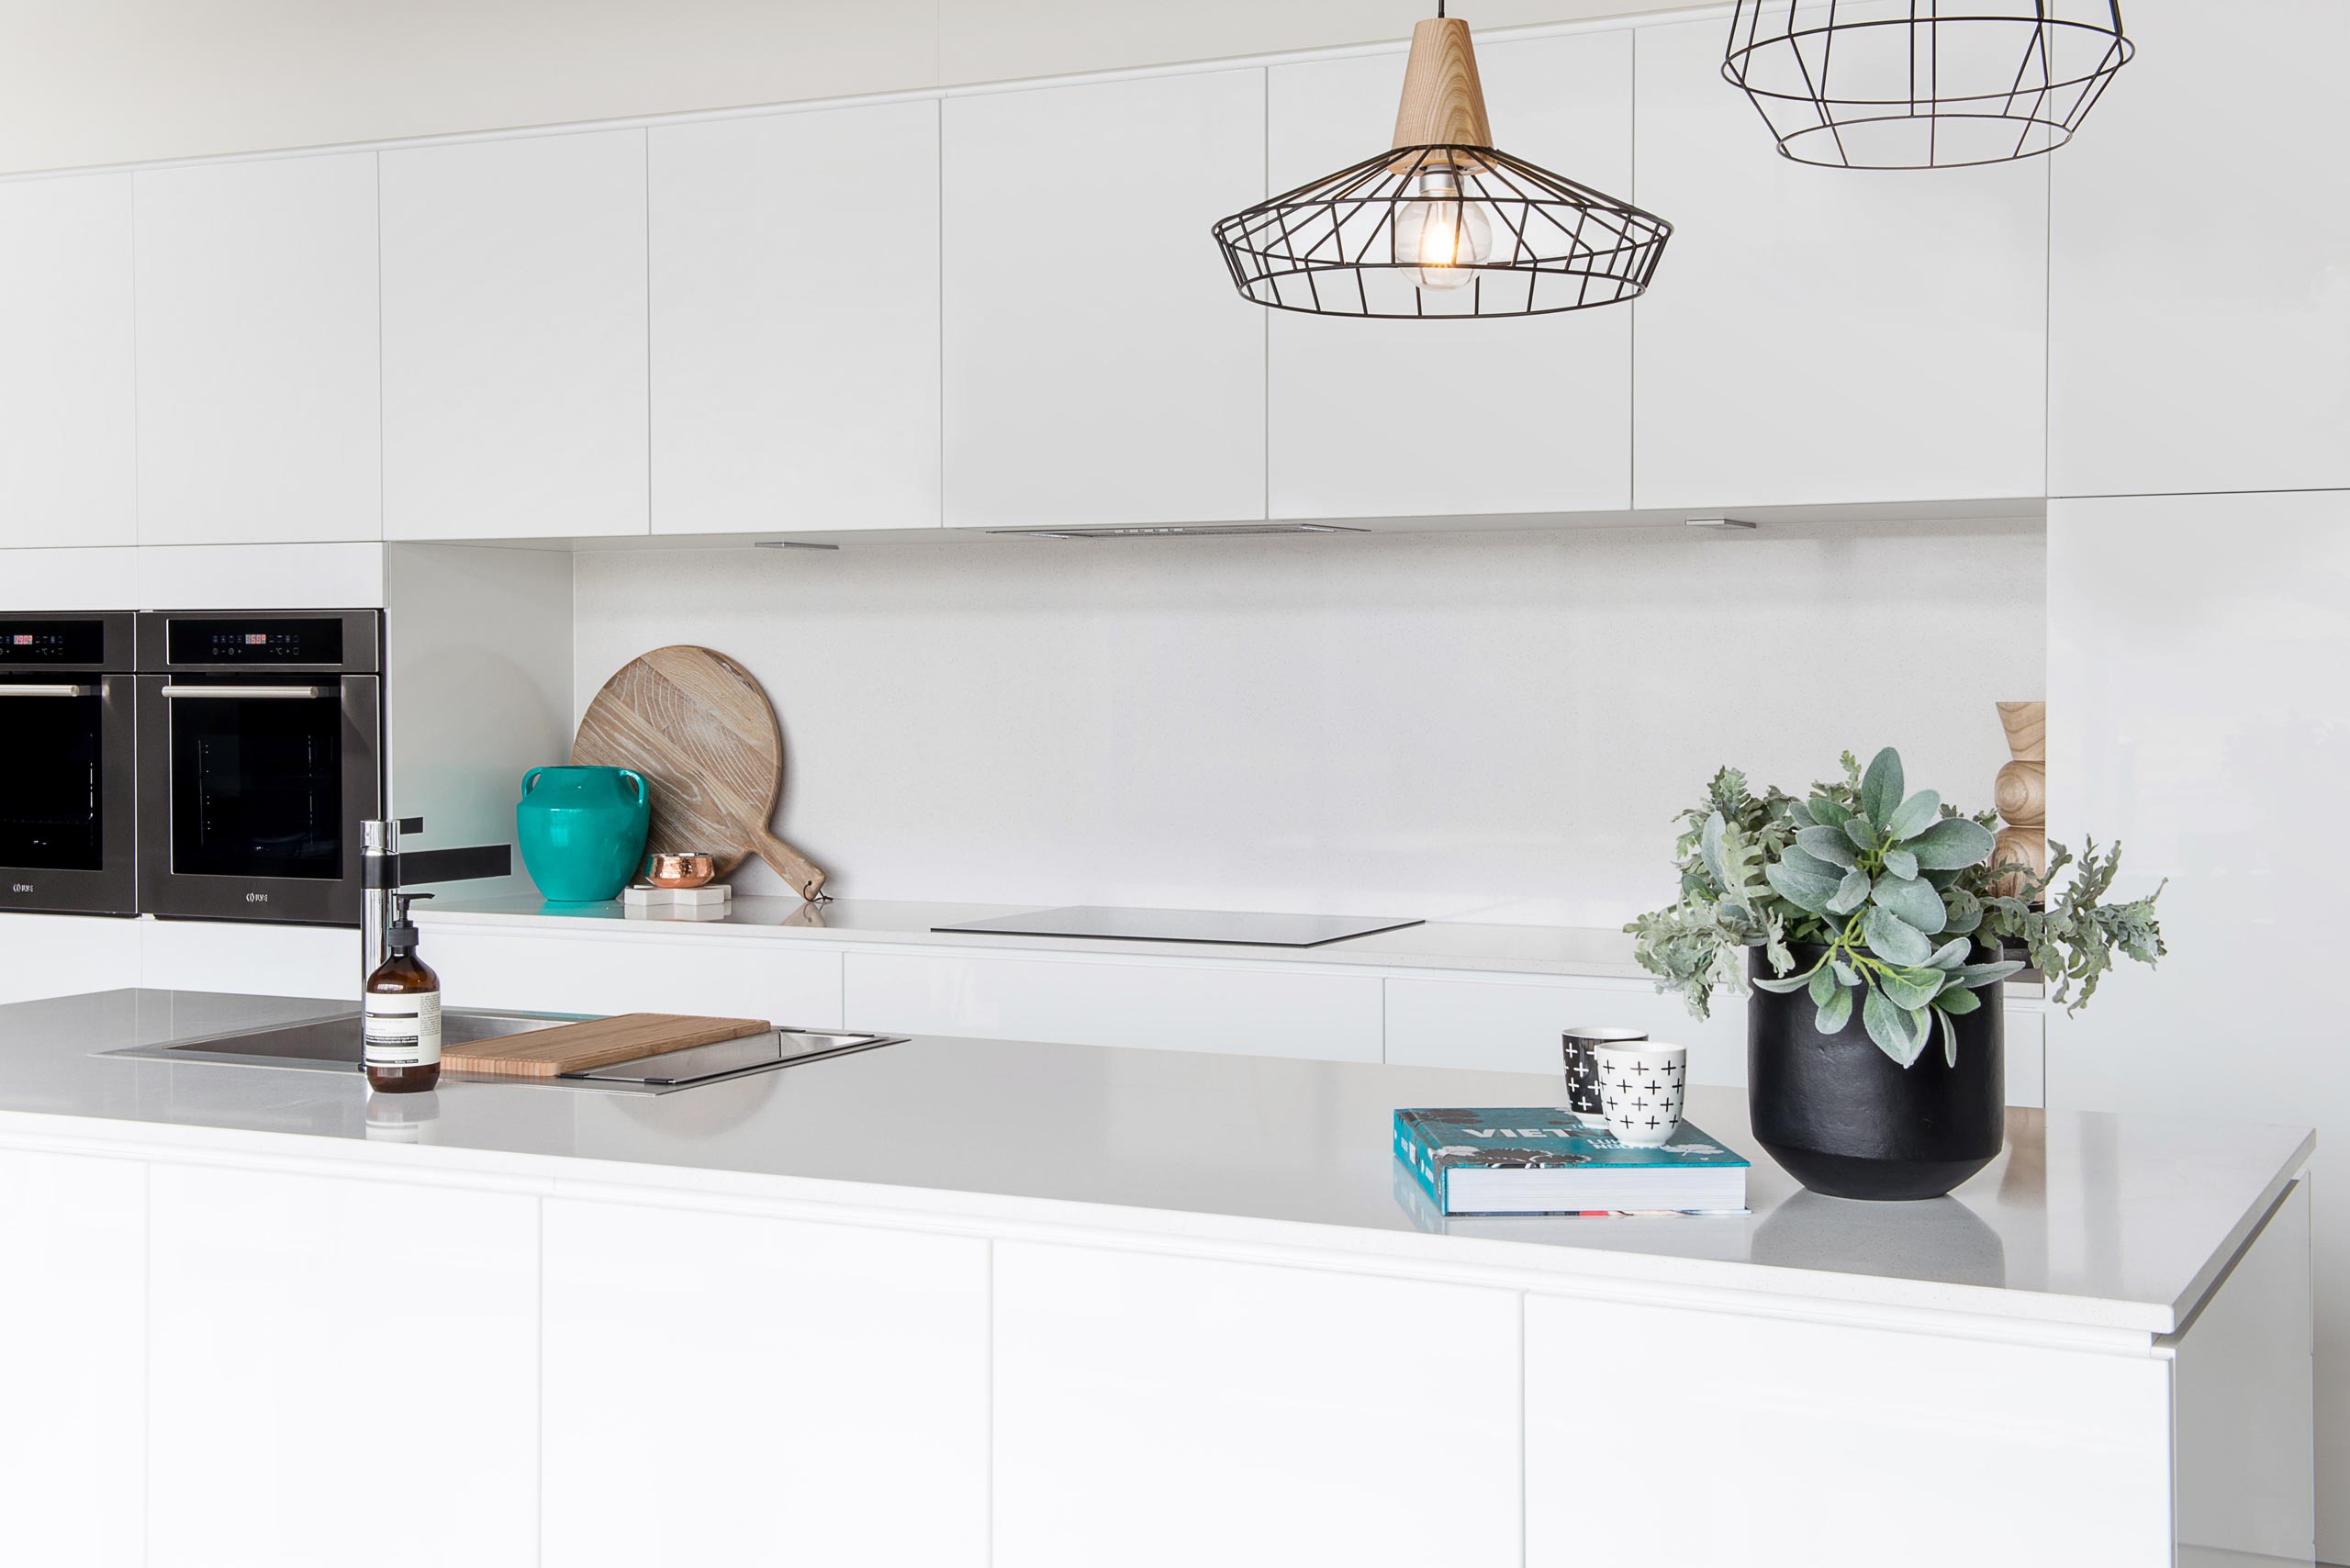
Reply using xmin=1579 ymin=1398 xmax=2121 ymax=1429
xmin=0 ymin=174 xmax=134 ymax=549
xmin=134 ymin=154 xmax=381 ymax=544
xmin=1268 ymin=32 xmax=1636 ymax=519
xmin=541 ymin=1198 xmax=989 ymax=1566
xmin=942 ymin=69 xmax=1267 ymax=529
xmin=381 ymin=129 xmax=649 ymax=540
xmin=993 ymin=1241 xmax=1521 ymax=1567
xmin=2048 ymin=0 xmax=2350 ymax=497
xmin=146 ymin=1164 xmax=541 ymax=1568
xmin=651 ymin=101 xmax=941 ymax=534
xmin=0 ymin=1148 xmax=144 ymax=1568
xmin=1629 ymin=17 xmax=2048 ymax=511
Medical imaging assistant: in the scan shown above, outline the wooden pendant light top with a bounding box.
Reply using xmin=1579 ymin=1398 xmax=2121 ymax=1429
xmin=1391 ymin=17 xmax=1493 ymax=165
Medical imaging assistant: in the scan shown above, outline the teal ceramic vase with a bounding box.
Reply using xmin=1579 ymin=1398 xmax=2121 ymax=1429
xmin=516 ymin=766 xmax=650 ymax=902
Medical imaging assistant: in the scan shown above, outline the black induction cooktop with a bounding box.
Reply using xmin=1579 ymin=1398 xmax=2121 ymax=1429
xmin=930 ymin=905 xmax=1423 ymax=948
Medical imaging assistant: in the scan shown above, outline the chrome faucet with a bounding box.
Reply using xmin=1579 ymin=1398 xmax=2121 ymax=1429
xmin=360 ymin=818 xmax=513 ymax=990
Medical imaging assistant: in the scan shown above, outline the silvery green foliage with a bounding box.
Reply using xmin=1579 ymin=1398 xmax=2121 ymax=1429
xmin=1627 ymin=747 xmax=2165 ymax=1068
xmin=1980 ymin=837 xmax=2166 ymax=1012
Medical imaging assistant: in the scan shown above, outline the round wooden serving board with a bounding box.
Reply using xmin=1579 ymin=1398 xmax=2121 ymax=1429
xmin=571 ymin=645 xmax=827 ymax=901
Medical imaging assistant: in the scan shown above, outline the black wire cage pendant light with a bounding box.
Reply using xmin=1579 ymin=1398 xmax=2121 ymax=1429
xmin=1723 ymin=2 xmax=2134 ymax=169
xmin=1212 ymin=6 xmax=1672 ymax=319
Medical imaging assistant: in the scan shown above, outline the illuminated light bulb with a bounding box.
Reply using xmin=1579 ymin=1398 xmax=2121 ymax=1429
xmin=1391 ymin=167 xmax=1493 ymax=290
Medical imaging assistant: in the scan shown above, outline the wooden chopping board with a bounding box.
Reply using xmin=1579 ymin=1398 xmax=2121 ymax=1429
xmin=571 ymin=645 xmax=827 ymax=900
xmin=444 ymin=1014 xmax=775 ymax=1079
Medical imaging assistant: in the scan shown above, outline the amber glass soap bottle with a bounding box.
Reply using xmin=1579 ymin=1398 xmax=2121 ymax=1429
xmin=364 ymin=893 xmax=442 ymax=1093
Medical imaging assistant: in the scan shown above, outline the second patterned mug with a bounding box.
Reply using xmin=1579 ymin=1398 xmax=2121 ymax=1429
xmin=1594 ymin=1043 xmax=1687 ymax=1148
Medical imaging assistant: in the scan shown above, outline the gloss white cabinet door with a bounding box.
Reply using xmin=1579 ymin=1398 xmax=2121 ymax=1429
xmin=1526 ymin=1290 xmax=2171 ymax=1566
xmin=2049 ymin=0 xmax=2350 ymax=497
xmin=845 ymin=949 xmax=1382 ymax=1061
xmin=134 ymin=153 xmax=381 ymax=543
xmin=1268 ymin=31 xmax=1634 ymax=519
xmin=1630 ymin=17 xmax=2047 ymax=510
xmin=0 ymin=174 xmax=134 ymax=548
xmin=146 ymin=1164 xmax=540 ymax=1568
xmin=541 ymin=1198 xmax=989 ymax=1567
xmin=418 ymin=924 xmax=845 ymax=1027
xmin=651 ymin=101 xmax=941 ymax=533
xmin=381 ymin=129 xmax=649 ymax=540
xmin=993 ymin=1241 xmax=1521 ymax=1567
xmin=942 ymin=69 xmax=1266 ymax=529
xmin=2173 ymin=1181 xmax=2315 ymax=1567
xmin=2045 ymin=488 xmax=2350 ymax=1559
xmin=0 ymin=1147 xmax=144 ymax=1568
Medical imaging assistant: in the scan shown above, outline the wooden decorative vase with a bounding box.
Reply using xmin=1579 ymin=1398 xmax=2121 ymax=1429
xmin=1993 ymin=700 xmax=2045 ymax=898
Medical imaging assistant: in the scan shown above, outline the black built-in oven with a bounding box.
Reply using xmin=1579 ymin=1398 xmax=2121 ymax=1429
xmin=0 ymin=611 xmax=137 ymax=916
xmin=136 ymin=610 xmax=383 ymax=925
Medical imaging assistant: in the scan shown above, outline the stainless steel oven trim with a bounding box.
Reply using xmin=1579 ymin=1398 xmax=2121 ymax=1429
xmin=135 ymin=672 xmax=383 ymax=926
xmin=135 ymin=608 xmax=382 ymax=676
xmin=0 ymin=670 xmax=138 ymax=916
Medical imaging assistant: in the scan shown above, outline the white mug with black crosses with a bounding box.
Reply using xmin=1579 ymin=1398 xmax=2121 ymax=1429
xmin=1594 ymin=1043 xmax=1687 ymax=1148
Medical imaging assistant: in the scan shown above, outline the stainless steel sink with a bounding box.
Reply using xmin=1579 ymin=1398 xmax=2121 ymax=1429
xmin=106 ymin=1009 xmax=902 ymax=1093
xmin=117 ymin=1007 xmax=590 ymax=1072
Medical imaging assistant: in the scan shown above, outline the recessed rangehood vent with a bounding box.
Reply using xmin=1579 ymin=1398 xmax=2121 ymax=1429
xmin=988 ymin=523 xmax=1370 ymax=541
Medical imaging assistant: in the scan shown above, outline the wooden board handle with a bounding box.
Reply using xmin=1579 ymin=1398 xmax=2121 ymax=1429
xmin=752 ymin=827 xmax=827 ymax=902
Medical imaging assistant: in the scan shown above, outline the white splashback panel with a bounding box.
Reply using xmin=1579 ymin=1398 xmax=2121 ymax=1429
xmin=573 ymin=522 xmax=2044 ymax=925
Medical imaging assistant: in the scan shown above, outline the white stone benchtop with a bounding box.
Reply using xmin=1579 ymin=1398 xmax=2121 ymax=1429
xmin=0 ymin=988 xmax=2296 ymax=1337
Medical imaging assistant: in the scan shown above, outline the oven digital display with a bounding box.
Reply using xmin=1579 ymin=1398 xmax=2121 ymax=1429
xmin=0 ymin=620 xmax=102 ymax=664
xmin=165 ymin=618 xmax=345 ymax=665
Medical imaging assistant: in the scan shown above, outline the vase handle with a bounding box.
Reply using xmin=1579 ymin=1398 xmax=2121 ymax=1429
xmin=621 ymin=768 xmax=648 ymax=807
xmin=521 ymin=767 xmax=545 ymax=797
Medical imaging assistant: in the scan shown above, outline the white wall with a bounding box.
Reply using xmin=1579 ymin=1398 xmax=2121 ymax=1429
xmin=0 ymin=0 xmax=1705 ymax=175
xmin=574 ymin=521 xmax=2045 ymax=924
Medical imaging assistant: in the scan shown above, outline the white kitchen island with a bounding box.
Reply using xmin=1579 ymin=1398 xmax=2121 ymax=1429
xmin=0 ymin=988 xmax=2314 ymax=1568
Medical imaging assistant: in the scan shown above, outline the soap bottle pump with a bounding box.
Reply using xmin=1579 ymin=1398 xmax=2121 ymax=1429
xmin=364 ymin=892 xmax=442 ymax=1093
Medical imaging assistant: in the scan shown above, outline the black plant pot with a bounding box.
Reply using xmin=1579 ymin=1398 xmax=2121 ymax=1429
xmin=1747 ymin=946 xmax=2005 ymax=1202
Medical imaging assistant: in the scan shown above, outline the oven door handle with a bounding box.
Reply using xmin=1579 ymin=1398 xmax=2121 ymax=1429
xmin=158 ymin=684 xmax=327 ymax=700
xmin=0 ymin=683 xmax=96 ymax=698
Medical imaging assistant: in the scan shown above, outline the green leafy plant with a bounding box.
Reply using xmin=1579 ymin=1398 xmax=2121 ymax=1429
xmin=1627 ymin=746 xmax=2166 ymax=1068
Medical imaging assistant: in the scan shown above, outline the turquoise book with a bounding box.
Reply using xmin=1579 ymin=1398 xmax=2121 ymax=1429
xmin=1393 ymin=1106 xmax=1751 ymax=1216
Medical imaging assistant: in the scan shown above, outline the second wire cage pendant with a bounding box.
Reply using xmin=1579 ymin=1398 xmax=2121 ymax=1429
xmin=1213 ymin=9 xmax=1672 ymax=319
xmin=1722 ymin=1 xmax=2134 ymax=169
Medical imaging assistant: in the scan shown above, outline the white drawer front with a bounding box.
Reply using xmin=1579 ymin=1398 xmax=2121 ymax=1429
xmin=1391 ymin=975 xmax=2049 ymax=1106
xmin=138 ymin=920 xmax=357 ymax=1004
xmin=0 ymin=913 xmax=141 ymax=1006
xmin=1385 ymin=973 xmax=1748 ymax=1087
xmin=845 ymin=950 xmax=1382 ymax=1063
xmin=421 ymin=927 xmax=844 ymax=1028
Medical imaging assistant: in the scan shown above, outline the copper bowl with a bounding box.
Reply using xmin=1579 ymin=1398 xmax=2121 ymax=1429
xmin=644 ymin=851 xmax=718 ymax=889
